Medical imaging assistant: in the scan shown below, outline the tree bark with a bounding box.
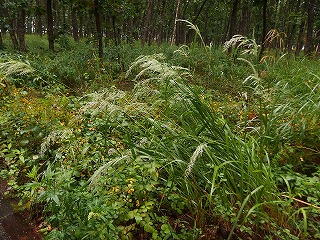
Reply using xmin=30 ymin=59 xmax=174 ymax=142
xmin=17 ymin=7 xmax=27 ymax=52
xmin=79 ymin=13 xmax=84 ymax=38
xmin=286 ymin=0 xmax=301 ymax=53
xmin=239 ymin=0 xmax=250 ymax=36
xmin=171 ymin=0 xmax=181 ymax=45
xmin=35 ymin=0 xmax=43 ymax=35
xmin=259 ymin=0 xmax=268 ymax=60
xmin=8 ymin=18 xmax=19 ymax=50
xmin=0 ymin=30 xmax=3 ymax=50
xmin=71 ymin=7 xmax=79 ymax=41
xmin=47 ymin=0 xmax=55 ymax=50
xmin=142 ymin=0 xmax=155 ymax=46
xmin=53 ymin=0 xmax=59 ymax=30
xmin=112 ymin=16 xmax=118 ymax=46
xmin=228 ymin=0 xmax=240 ymax=40
xmin=93 ymin=0 xmax=103 ymax=59
xmin=304 ymin=0 xmax=315 ymax=55
xmin=295 ymin=20 xmax=305 ymax=56
xmin=156 ymin=0 xmax=167 ymax=44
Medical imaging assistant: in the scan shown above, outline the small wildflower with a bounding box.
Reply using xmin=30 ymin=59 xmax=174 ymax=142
xmin=127 ymin=188 xmax=134 ymax=195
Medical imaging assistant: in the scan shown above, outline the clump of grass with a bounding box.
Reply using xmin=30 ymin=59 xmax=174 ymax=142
xmin=127 ymin=54 xmax=291 ymax=238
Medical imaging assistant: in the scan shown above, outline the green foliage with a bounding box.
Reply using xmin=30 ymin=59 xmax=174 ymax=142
xmin=0 ymin=35 xmax=319 ymax=239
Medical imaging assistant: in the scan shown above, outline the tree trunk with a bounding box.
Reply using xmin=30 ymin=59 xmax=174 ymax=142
xmin=93 ymin=0 xmax=103 ymax=59
xmin=156 ymin=0 xmax=167 ymax=44
xmin=239 ymin=0 xmax=250 ymax=36
xmin=286 ymin=0 xmax=301 ymax=53
xmin=171 ymin=0 xmax=181 ymax=45
xmin=71 ymin=7 xmax=79 ymax=41
xmin=176 ymin=0 xmax=190 ymax=45
xmin=228 ymin=0 xmax=240 ymax=40
xmin=112 ymin=16 xmax=118 ymax=46
xmin=259 ymin=0 xmax=268 ymax=60
xmin=17 ymin=7 xmax=27 ymax=52
xmin=295 ymin=20 xmax=305 ymax=56
xmin=0 ymin=30 xmax=3 ymax=50
xmin=8 ymin=18 xmax=19 ymax=50
xmin=26 ymin=16 xmax=33 ymax=34
xmin=142 ymin=0 xmax=155 ymax=46
xmin=304 ymin=0 xmax=315 ymax=55
xmin=53 ymin=0 xmax=59 ymax=30
xmin=47 ymin=0 xmax=55 ymax=50
xmin=35 ymin=0 xmax=43 ymax=35
xmin=79 ymin=13 xmax=84 ymax=38
xmin=316 ymin=30 xmax=320 ymax=54
xmin=186 ymin=0 xmax=208 ymax=44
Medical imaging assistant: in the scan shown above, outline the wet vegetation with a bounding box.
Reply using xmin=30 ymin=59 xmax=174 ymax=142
xmin=0 ymin=31 xmax=320 ymax=239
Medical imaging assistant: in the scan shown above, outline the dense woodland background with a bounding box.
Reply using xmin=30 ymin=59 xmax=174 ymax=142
xmin=0 ymin=0 xmax=319 ymax=57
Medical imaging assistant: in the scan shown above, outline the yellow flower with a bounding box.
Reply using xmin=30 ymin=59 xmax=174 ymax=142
xmin=127 ymin=188 xmax=134 ymax=195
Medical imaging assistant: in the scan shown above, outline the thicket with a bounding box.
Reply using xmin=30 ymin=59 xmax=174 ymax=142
xmin=0 ymin=33 xmax=320 ymax=239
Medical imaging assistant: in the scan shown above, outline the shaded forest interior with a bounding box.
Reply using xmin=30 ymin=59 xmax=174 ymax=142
xmin=0 ymin=0 xmax=319 ymax=57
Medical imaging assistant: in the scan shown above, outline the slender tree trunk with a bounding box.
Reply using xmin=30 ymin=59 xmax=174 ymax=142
xmin=186 ymin=0 xmax=208 ymax=44
xmin=176 ymin=0 xmax=190 ymax=45
xmin=79 ymin=13 xmax=84 ymax=38
xmin=93 ymin=0 xmax=103 ymax=59
xmin=53 ymin=0 xmax=59 ymax=30
xmin=0 ymin=30 xmax=3 ymax=50
xmin=171 ymin=0 xmax=181 ymax=45
xmin=26 ymin=16 xmax=33 ymax=34
xmin=295 ymin=20 xmax=305 ymax=56
xmin=35 ymin=0 xmax=43 ymax=35
xmin=8 ymin=18 xmax=19 ymax=50
xmin=287 ymin=0 xmax=301 ymax=53
xmin=112 ymin=16 xmax=118 ymax=46
xmin=304 ymin=0 xmax=315 ymax=55
xmin=228 ymin=0 xmax=240 ymax=40
xmin=316 ymin=30 xmax=320 ymax=54
xmin=259 ymin=0 xmax=268 ymax=60
xmin=17 ymin=7 xmax=27 ymax=52
xmin=156 ymin=0 xmax=167 ymax=44
xmin=150 ymin=0 xmax=161 ymax=45
xmin=193 ymin=0 xmax=207 ymax=23
xmin=71 ymin=7 xmax=79 ymax=41
xmin=142 ymin=0 xmax=155 ymax=46
xmin=47 ymin=0 xmax=54 ymax=50
xmin=239 ymin=0 xmax=250 ymax=36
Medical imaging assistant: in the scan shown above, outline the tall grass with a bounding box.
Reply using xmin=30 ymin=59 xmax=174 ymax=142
xmin=127 ymin=54 xmax=284 ymax=238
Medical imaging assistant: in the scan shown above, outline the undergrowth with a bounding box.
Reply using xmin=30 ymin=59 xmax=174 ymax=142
xmin=0 ymin=34 xmax=319 ymax=239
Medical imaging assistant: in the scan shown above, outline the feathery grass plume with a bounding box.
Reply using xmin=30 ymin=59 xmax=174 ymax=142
xmin=264 ymin=29 xmax=286 ymax=52
xmin=40 ymin=129 xmax=73 ymax=156
xmin=0 ymin=59 xmax=35 ymax=77
xmin=88 ymin=155 xmax=129 ymax=189
xmin=173 ymin=45 xmax=190 ymax=57
xmin=185 ymin=143 xmax=207 ymax=177
xmin=126 ymin=54 xmax=191 ymax=107
xmin=77 ymin=86 xmax=153 ymax=120
xmin=78 ymin=86 xmax=126 ymax=117
xmin=126 ymin=54 xmax=190 ymax=82
xmin=224 ymin=34 xmax=260 ymax=59
xmin=177 ymin=20 xmax=205 ymax=48
xmin=0 ymin=59 xmax=35 ymax=86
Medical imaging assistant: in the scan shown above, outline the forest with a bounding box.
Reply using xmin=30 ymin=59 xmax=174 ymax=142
xmin=0 ymin=0 xmax=320 ymax=239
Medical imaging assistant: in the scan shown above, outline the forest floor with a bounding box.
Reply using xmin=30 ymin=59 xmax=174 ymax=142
xmin=0 ymin=180 xmax=41 ymax=240
xmin=0 ymin=35 xmax=320 ymax=239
